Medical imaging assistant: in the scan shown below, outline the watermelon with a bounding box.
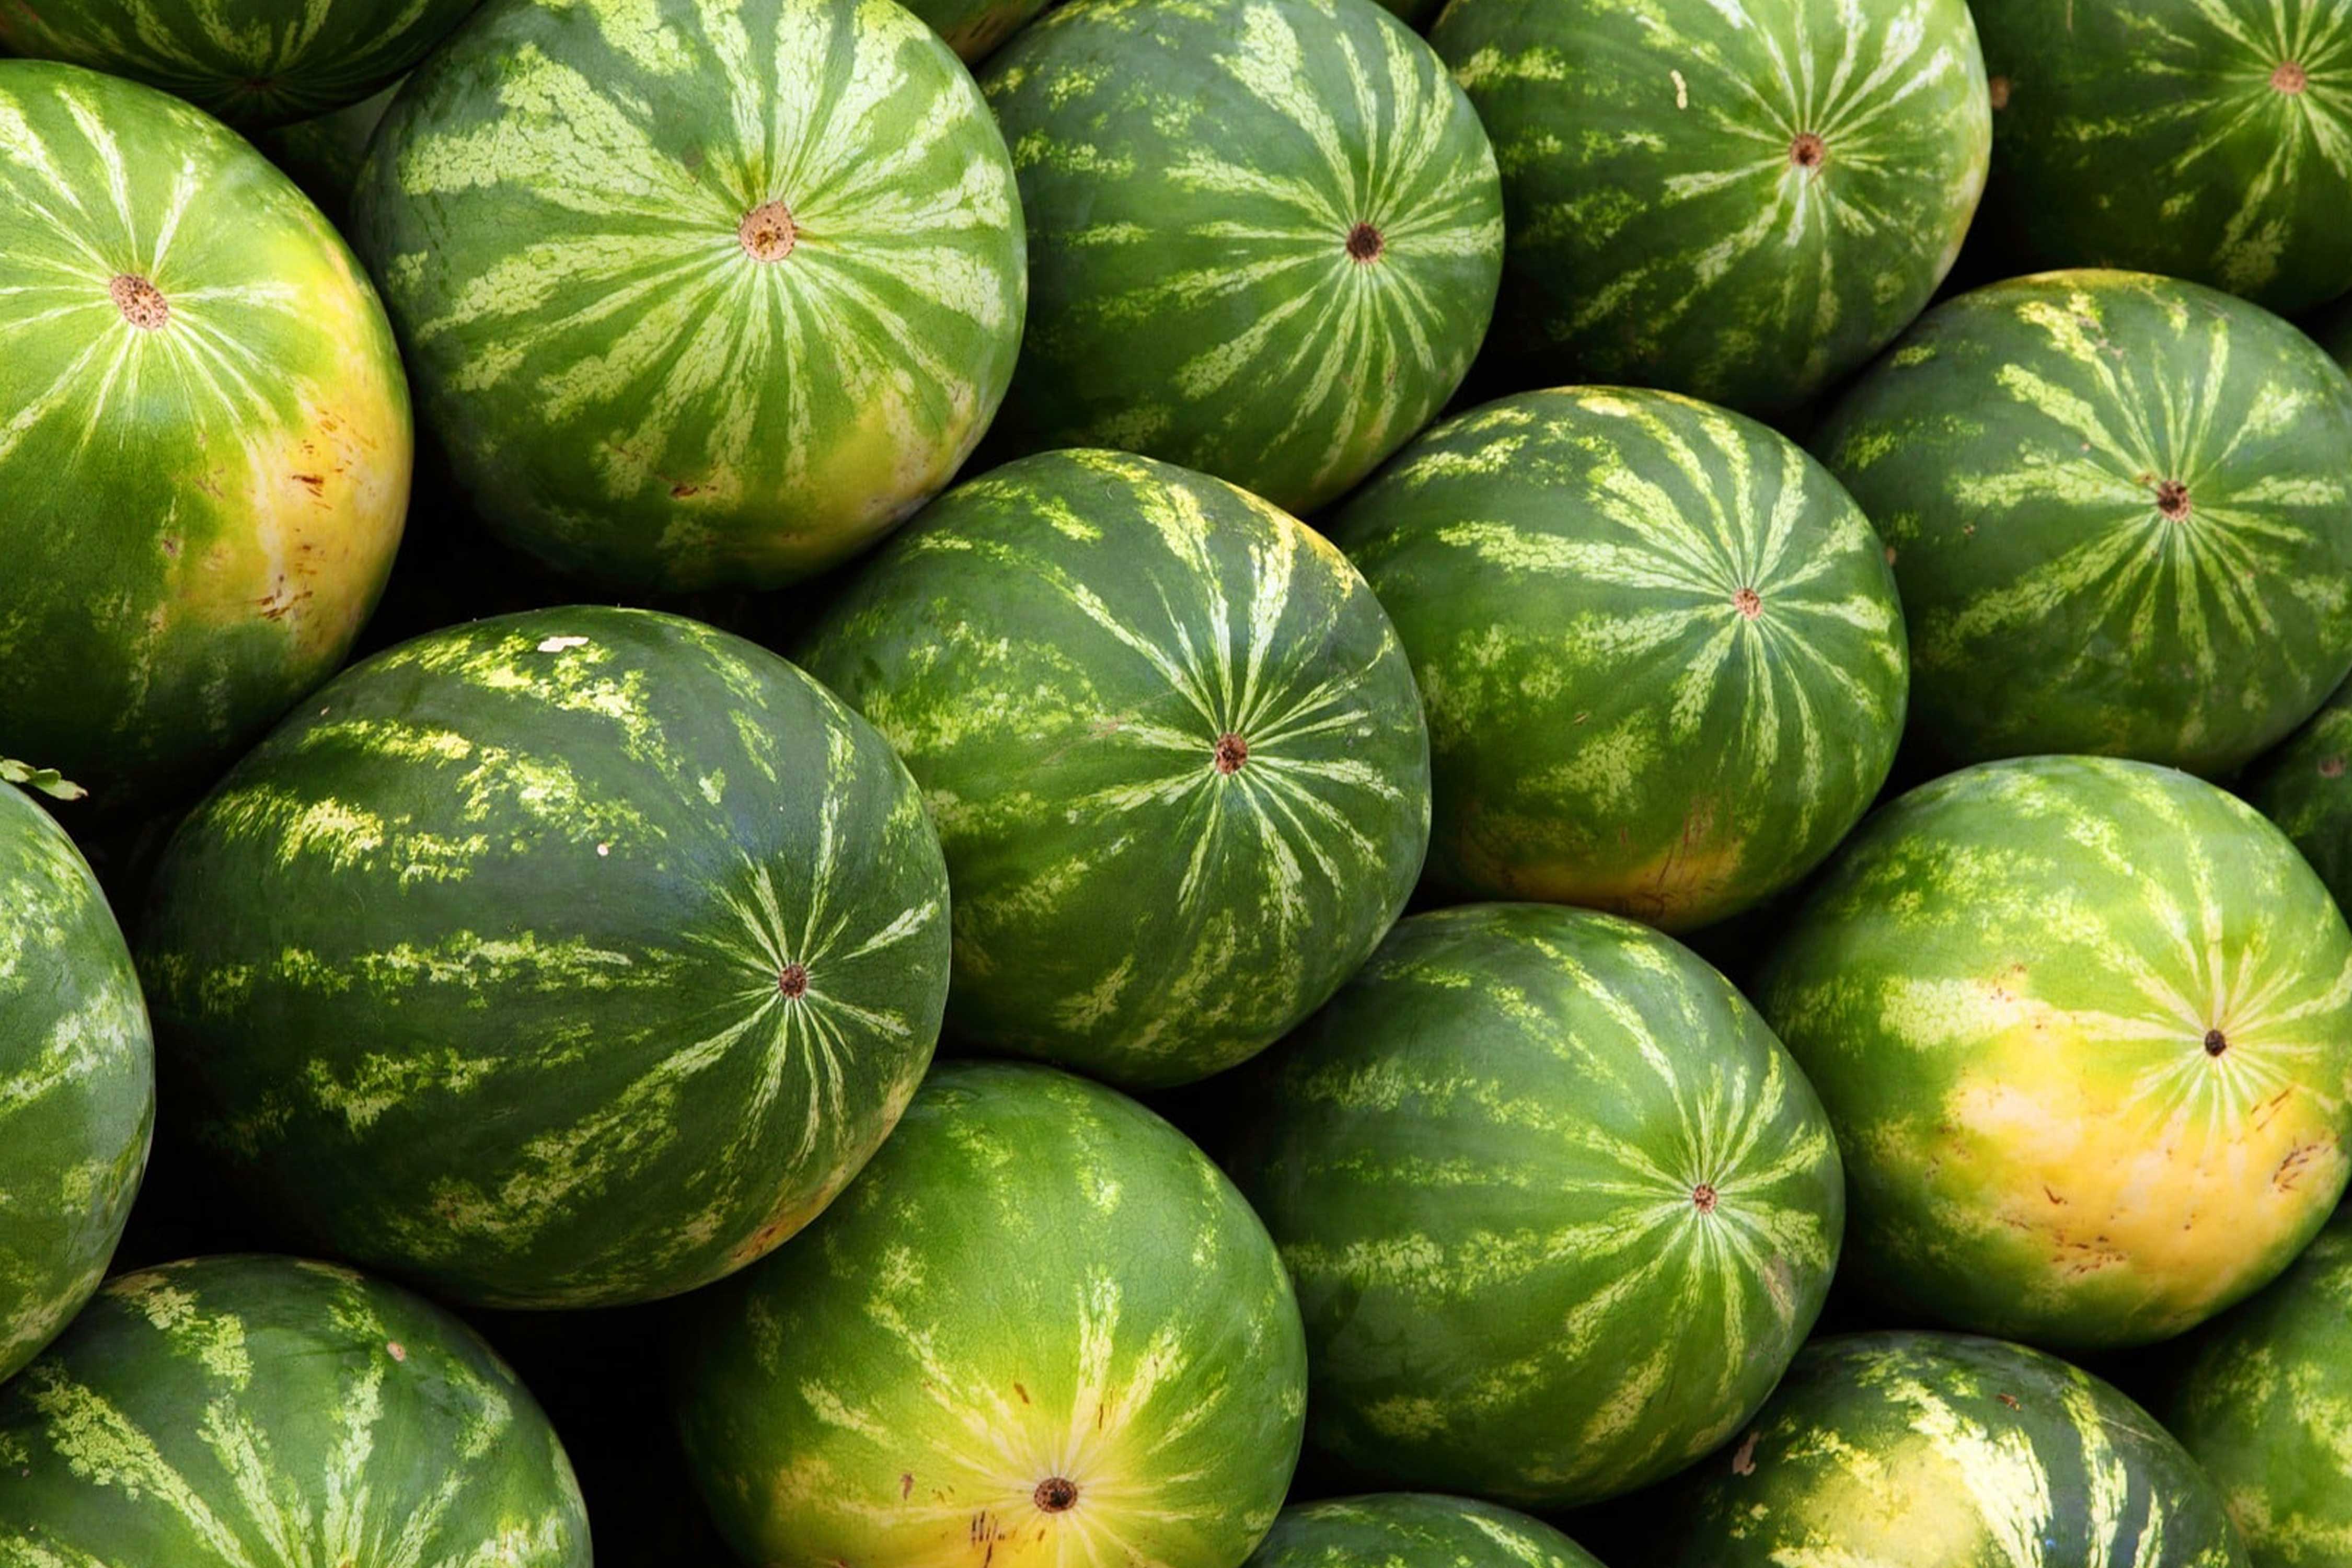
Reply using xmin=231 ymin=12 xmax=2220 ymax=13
xmin=252 ymin=80 xmax=401 ymax=223
xmin=1427 ymin=0 xmax=1990 ymax=417
xmin=0 ymin=62 xmax=411 ymax=816
xmin=1219 ymin=902 xmax=1843 ymax=1509
xmin=350 ymin=0 xmax=1025 ymax=593
xmin=672 ymin=1060 xmax=1308 ymax=1568
xmin=797 ymin=449 xmax=1429 ymax=1089
xmin=1325 ymin=386 xmax=1907 ymax=931
xmin=0 ymin=785 xmax=152 ymax=1386
xmin=975 ymin=0 xmax=1502 ymax=515
xmin=137 ymin=606 xmax=951 ymax=1310
xmin=2248 ymin=679 xmax=2352 ymax=916
xmin=1814 ymin=270 xmax=2352 ymax=776
xmin=1245 ymin=1495 xmax=1604 ymax=1568
xmin=2158 ymin=1207 xmax=2352 ymax=1568
xmin=1756 ymin=755 xmax=2352 ymax=1352
xmin=0 ymin=0 xmax=472 ymax=126
xmin=1969 ymin=0 xmax=2352 ymax=315
xmin=912 ymin=0 xmax=1048 ymax=62
xmin=0 ymin=1254 xmax=589 ymax=1563
xmin=1643 ymin=1331 xmax=2248 ymax=1568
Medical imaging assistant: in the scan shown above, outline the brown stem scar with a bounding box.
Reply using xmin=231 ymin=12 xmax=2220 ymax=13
xmin=1732 ymin=587 xmax=1762 ymax=619
xmin=1033 ymin=1478 xmax=1078 ymax=1513
xmin=1790 ymin=133 xmax=1826 ymax=170
xmin=1214 ymin=732 xmax=1249 ymax=774
xmin=2156 ymin=479 xmax=2190 ymax=520
xmin=2275 ymin=60 xmax=2309 ymax=93
xmin=778 ymin=963 xmax=809 ymax=999
xmin=110 ymin=274 xmax=169 ymax=330
xmin=1345 ymin=221 xmax=1385 ymax=263
xmin=2204 ymin=1028 xmax=2228 ymax=1057
xmin=739 ymin=200 xmax=797 ymax=262
xmin=1692 ymin=1182 xmax=1719 ymax=1213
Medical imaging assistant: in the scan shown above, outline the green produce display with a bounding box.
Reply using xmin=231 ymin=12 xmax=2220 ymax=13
xmin=139 ymin=607 xmax=951 ymax=1309
xmin=1328 ymin=386 xmax=1906 ymax=930
xmin=1244 ymin=1495 xmax=1604 ymax=1568
xmin=2248 ymin=677 xmax=2352 ymax=916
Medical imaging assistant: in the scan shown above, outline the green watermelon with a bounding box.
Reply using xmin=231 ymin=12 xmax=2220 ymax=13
xmin=252 ymin=80 xmax=401 ymax=222
xmin=1643 ymin=1332 xmax=2247 ymax=1568
xmin=1814 ymin=270 xmax=2352 ymax=776
xmin=672 ymin=1060 xmax=1308 ymax=1568
xmin=0 ymin=1254 xmax=589 ymax=1563
xmin=1970 ymin=0 xmax=2352 ymax=315
xmin=350 ymin=0 xmax=1025 ymax=593
xmin=2248 ymin=678 xmax=2352 ymax=916
xmin=0 ymin=62 xmax=411 ymax=815
xmin=913 ymin=0 xmax=1049 ymax=61
xmin=1220 ymin=902 xmax=1843 ymax=1509
xmin=1244 ymin=1495 xmax=1604 ymax=1568
xmin=137 ymin=606 xmax=951 ymax=1310
xmin=976 ymin=0 xmax=1502 ymax=515
xmin=1427 ymin=0 xmax=1990 ymax=416
xmin=1325 ymin=386 xmax=1906 ymax=932
xmin=0 ymin=785 xmax=152 ymax=1386
xmin=798 ymin=449 xmax=1429 ymax=1089
xmin=1756 ymin=755 xmax=2352 ymax=1352
xmin=2158 ymin=1207 xmax=2352 ymax=1568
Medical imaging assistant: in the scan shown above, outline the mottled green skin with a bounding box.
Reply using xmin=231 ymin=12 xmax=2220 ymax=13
xmin=0 ymin=786 xmax=152 ymax=1386
xmin=1646 ymin=1333 xmax=2249 ymax=1568
xmin=2159 ymin=1208 xmax=2352 ymax=1567
xmin=1757 ymin=756 xmax=2352 ymax=1351
xmin=674 ymin=1062 xmax=1308 ymax=1568
xmin=2249 ymin=679 xmax=2352 ymax=916
xmin=1244 ymin=1495 xmax=1604 ymax=1568
xmin=252 ymin=80 xmax=399 ymax=222
xmin=979 ymin=0 xmax=1502 ymax=514
xmin=1815 ymin=270 xmax=2352 ymax=776
xmin=0 ymin=62 xmax=411 ymax=816
xmin=1973 ymin=0 xmax=2352 ymax=315
xmin=799 ymin=450 xmax=1429 ymax=1089
xmin=0 ymin=1255 xmax=589 ymax=1566
xmin=140 ymin=607 xmax=951 ymax=1309
xmin=908 ymin=0 xmax=1048 ymax=60
xmin=1429 ymin=0 xmax=1990 ymax=416
xmin=1327 ymin=387 xmax=1906 ymax=932
xmin=352 ymin=0 xmax=1025 ymax=592
xmin=1222 ymin=903 xmax=1842 ymax=1508
xmin=0 ymin=0 xmax=472 ymax=126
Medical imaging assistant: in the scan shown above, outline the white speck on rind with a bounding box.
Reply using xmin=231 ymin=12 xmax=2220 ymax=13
xmin=537 ymin=637 xmax=591 ymax=652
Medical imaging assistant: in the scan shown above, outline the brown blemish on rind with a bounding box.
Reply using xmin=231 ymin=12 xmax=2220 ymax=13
xmin=2323 ymin=756 xmax=2347 ymax=778
xmin=1034 ymin=1478 xmax=1079 ymax=1513
xmin=1730 ymin=1431 xmax=1759 ymax=1475
xmin=1789 ymin=132 xmax=1826 ymax=170
xmin=739 ymin=200 xmax=797 ymax=262
xmin=1732 ymin=586 xmax=1762 ymax=619
xmin=778 ymin=963 xmax=809 ymax=998
xmin=2275 ymin=60 xmax=2310 ymax=94
xmin=110 ymin=274 xmax=169 ymax=330
xmin=1988 ymin=75 xmax=2011 ymax=110
xmin=2156 ymin=479 xmax=2192 ymax=520
xmin=1213 ymin=732 xmax=1249 ymax=774
xmin=1345 ymin=221 xmax=1385 ymax=262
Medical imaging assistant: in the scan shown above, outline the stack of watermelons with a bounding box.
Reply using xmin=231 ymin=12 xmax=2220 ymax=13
xmin=8 ymin=0 xmax=2352 ymax=1561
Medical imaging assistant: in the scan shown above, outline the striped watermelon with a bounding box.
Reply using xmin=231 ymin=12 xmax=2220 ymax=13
xmin=1427 ymin=0 xmax=1990 ymax=416
xmin=2158 ymin=1207 xmax=2352 ymax=1568
xmin=2249 ymin=679 xmax=2352 ymax=915
xmin=1220 ymin=903 xmax=1843 ymax=1509
xmin=1756 ymin=755 xmax=2352 ymax=1352
xmin=137 ymin=606 xmax=951 ymax=1310
xmin=1970 ymin=0 xmax=2352 ymax=314
xmin=0 ymin=62 xmax=410 ymax=816
xmin=672 ymin=1061 xmax=1308 ymax=1568
xmin=1646 ymin=1332 xmax=2249 ymax=1568
xmin=0 ymin=785 xmax=152 ymax=1386
xmin=0 ymin=0 xmax=472 ymax=126
xmin=975 ymin=0 xmax=1502 ymax=516
xmin=797 ymin=449 xmax=1429 ymax=1089
xmin=0 ymin=1254 xmax=588 ymax=1563
xmin=350 ymin=0 xmax=1025 ymax=593
xmin=1814 ymin=270 xmax=2352 ymax=776
xmin=1325 ymin=387 xmax=1906 ymax=932
xmin=1246 ymin=1496 xmax=1603 ymax=1568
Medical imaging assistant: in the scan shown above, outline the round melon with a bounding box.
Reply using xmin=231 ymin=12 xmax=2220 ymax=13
xmin=0 ymin=785 xmax=152 ymax=1386
xmin=2247 ymin=678 xmax=2352 ymax=917
xmin=976 ymin=0 xmax=1502 ymax=515
xmin=350 ymin=0 xmax=1025 ymax=593
xmin=137 ymin=606 xmax=951 ymax=1309
xmin=1246 ymin=1496 xmax=1604 ymax=1568
xmin=1970 ymin=0 xmax=2352 ymax=315
xmin=1814 ymin=270 xmax=2352 ymax=776
xmin=672 ymin=1060 xmax=1308 ymax=1568
xmin=0 ymin=61 xmax=410 ymax=815
xmin=797 ymin=449 xmax=1429 ymax=1089
xmin=0 ymin=1254 xmax=588 ymax=1563
xmin=1645 ymin=1332 xmax=2248 ymax=1568
xmin=1756 ymin=755 xmax=2352 ymax=1351
xmin=1428 ymin=0 xmax=1989 ymax=416
xmin=1220 ymin=902 xmax=1843 ymax=1509
xmin=2158 ymin=1207 xmax=2352 ymax=1568
xmin=1326 ymin=386 xmax=1906 ymax=932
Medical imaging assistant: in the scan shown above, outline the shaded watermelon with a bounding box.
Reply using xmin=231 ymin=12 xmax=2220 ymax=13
xmin=0 ymin=62 xmax=410 ymax=816
xmin=0 ymin=1254 xmax=589 ymax=1563
xmin=1219 ymin=902 xmax=1842 ymax=1509
xmin=673 ymin=1061 xmax=1307 ymax=1568
xmin=1326 ymin=386 xmax=1906 ymax=932
xmin=1757 ymin=755 xmax=2352 ymax=1351
xmin=1814 ymin=270 xmax=2352 ymax=776
xmin=252 ymin=80 xmax=401 ymax=223
xmin=1428 ymin=0 xmax=1989 ymax=415
xmin=976 ymin=0 xmax=1502 ymax=514
xmin=798 ymin=449 xmax=1429 ymax=1089
xmin=1245 ymin=1496 xmax=1604 ymax=1568
xmin=351 ymin=0 xmax=1025 ymax=592
xmin=2247 ymin=677 xmax=2352 ymax=916
xmin=137 ymin=606 xmax=951 ymax=1309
